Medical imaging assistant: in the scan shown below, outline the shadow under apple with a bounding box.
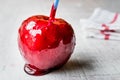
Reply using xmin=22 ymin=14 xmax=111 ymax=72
xmin=51 ymin=53 xmax=95 ymax=74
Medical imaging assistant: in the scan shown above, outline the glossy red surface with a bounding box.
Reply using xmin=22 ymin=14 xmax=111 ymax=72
xmin=18 ymin=15 xmax=75 ymax=76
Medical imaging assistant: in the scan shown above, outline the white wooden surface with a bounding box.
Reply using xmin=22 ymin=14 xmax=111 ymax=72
xmin=1 ymin=0 xmax=120 ymax=80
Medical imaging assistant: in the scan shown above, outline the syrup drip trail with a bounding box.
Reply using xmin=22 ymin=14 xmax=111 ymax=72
xmin=49 ymin=0 xmax=59 ymax=22
xmin=101 ymin=13 xmax=118 ymax=40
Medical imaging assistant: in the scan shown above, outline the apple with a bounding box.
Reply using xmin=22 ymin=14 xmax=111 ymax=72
xmin=18 ymin=15 xmax=76 ymax=76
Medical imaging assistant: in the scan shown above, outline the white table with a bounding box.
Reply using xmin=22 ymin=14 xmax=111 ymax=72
xmin=1 ymin=0 xmax=120 ymax=80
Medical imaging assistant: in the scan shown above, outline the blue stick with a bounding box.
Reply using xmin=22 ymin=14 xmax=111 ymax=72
xmin=54 ymin=0 xmax=59 ymax=9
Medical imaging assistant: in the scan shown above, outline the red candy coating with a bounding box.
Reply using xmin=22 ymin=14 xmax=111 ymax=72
xmin=18 ymin=15 xmax=75 ymax=76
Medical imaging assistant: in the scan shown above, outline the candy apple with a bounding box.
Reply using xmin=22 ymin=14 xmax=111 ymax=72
xmin=18 ymin=15 xmax=75 ymax=75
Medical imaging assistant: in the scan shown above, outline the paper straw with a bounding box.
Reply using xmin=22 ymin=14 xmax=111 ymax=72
xmin=49 ymin=0 xmax=59 ymax=21
xmin=54 ymin=0 xmax=59 ymax=9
